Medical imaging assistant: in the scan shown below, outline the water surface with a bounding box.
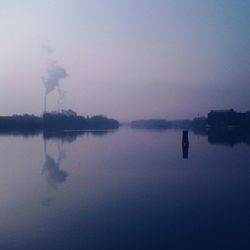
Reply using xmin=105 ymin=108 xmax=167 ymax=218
xmin=0 ymin=128 xmax=249 ymax=249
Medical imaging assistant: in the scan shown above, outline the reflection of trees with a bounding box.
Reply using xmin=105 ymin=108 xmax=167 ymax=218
xmin=0 ymin=129 xmax=42 ymax=138
xmin=43 ymin=130 xmax=84 ymax=143
xmin=0 ymin=128 xmax=115 ymax=141
xmin=43 ymin=129 xmax=113 ymax=143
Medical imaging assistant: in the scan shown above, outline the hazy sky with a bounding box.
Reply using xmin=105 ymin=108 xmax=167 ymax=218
xmin=0 ymin=0 xmax=249 ymax=120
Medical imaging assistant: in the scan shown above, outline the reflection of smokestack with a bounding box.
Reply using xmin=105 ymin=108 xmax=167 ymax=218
xmin=44 ymin=95 xmax=47 ymax=113
xmin=44 ymin=138 xmax=47 ymax=155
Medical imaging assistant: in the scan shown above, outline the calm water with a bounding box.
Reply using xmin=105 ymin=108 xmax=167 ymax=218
xmin=0 ymin=128 xmax=249 ymax=250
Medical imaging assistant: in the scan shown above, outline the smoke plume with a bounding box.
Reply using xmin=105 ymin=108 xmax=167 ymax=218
xmin=42 ymin=44 xmax=54 ymax=54
xmin=42 ymin=61 xmax=68 ymax=96
xmin=57 ymin=87 xmax=66 ymax=111
xmin=41 ymin=44 xmax=68 ymax=112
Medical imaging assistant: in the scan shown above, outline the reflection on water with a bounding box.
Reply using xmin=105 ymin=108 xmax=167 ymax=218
xmin=0 ymin=128 xmax=41 ymax=138
xmin=0 ymin=128 xmax=114 ymax=141
xmin=40 ymin=130 xmax=114 ymax=205
xmin=43 ymin=129 xmax=112 ymax=142
xmin=193 ymin=127 xmax=250 ymax=146
xmin=42 ymin=140 xmax=68 ymax=206
xmin=208 ymin=128 xmax=250 ymax=146
xmin=182 ymin=144 xmax=189 ymax=159
xmin=2 ymin=127 xmax=249 ymax=148
xmin=182 ymin=127 xmax=250 ymax=159
xmin=43 ymin=130 xmax=84 ymax=143
xmin=0 ymin=128 xmax=249 ymax=249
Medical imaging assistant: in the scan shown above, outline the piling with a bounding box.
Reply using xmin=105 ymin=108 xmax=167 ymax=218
xmin=182 ymin=130 xmax=189 ymax=147
xmin=182 ymin=130 xmax=189 ymax=159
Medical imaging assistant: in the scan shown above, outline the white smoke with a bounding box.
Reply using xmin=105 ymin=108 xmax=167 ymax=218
xmin=57 ymin=87 xmax=66 ymax=112
xmin=42 ymin=44 xmax=54 ymax=54
xmin=42 ymin=61 xmax=68 ymax=96
xmin=41 ymin=45 xmax=68 ymax=112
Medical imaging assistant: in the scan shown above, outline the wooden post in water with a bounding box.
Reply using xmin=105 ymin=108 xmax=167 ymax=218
xmin=44 ymin=95 xmax=47 ymax=113
xmin=182 ymin=130 xmax=189 ymax=147
xmin=182 ymin=130 xmax=189 ymax=159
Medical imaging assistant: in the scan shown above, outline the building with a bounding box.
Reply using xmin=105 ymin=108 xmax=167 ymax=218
xmin=208 ymin=109 xmax=250 ymax=127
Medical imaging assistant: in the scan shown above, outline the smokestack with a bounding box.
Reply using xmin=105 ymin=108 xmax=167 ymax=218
xmin=44 ymin=95 xmax=47 ymax=113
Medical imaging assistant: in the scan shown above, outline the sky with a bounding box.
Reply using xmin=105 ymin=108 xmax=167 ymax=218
xmin=0 ymin=0 xmax=249 ymax=120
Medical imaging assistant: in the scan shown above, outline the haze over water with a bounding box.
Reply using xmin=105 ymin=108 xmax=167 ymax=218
xmin=0 ymin=0 xmax=249 ymax=120
xmin=0 ymin=1 xmax=249 ymax=249
xmin=0 ymin=128 xmax=249 ymax=249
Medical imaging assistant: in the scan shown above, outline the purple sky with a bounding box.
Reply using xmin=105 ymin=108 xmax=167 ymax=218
xmin=0 ymin=0 xmax=249 ymax=120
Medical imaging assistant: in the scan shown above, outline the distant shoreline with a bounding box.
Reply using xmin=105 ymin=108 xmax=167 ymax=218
xmin=130 ymin=109 xmax=250 ymax=130
xmin=0 ymin=110 xmax=119 ymax=130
